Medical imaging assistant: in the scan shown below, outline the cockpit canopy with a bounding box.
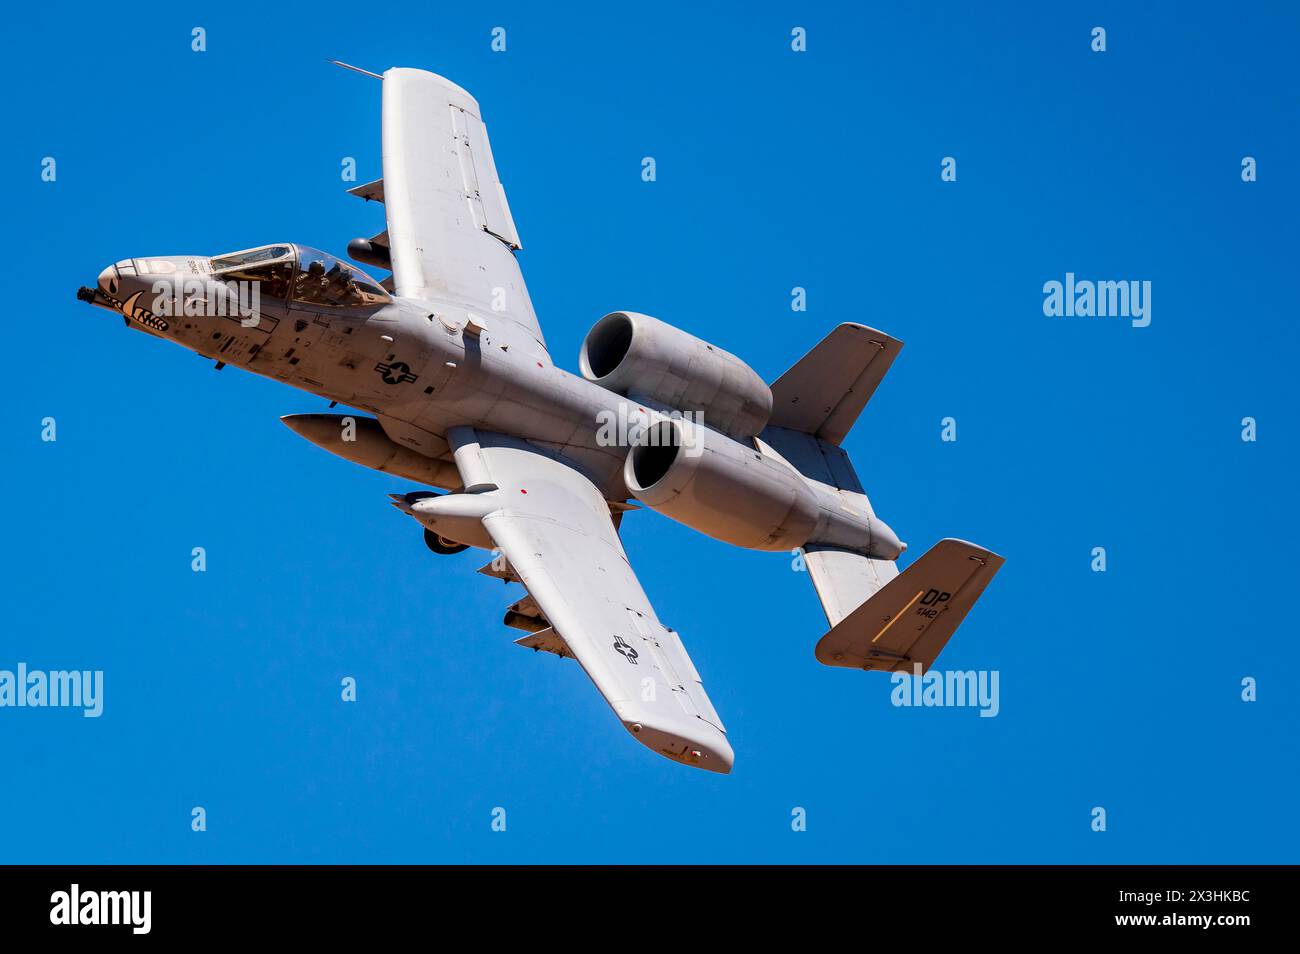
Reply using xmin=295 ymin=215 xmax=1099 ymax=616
xmin=209 ymin=244 xmax=389 ymax=309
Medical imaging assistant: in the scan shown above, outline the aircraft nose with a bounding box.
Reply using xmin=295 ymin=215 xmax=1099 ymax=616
xmin=96 ymin=265 xmax=117 ymax=297
xmin=97 ymin=260 xmax=136 ymax=299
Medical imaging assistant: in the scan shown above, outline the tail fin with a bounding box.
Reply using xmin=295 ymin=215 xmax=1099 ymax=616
xmin=765 ymin=325 xmax=999 ymax=671
xmin=767 ymin=323 xmax=902 ymax=445
xmin=814 ymin=539 xmax=1004 ymax=674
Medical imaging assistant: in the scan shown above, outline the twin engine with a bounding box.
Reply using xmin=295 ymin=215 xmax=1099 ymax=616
xmin=578 ymin=312 xmax=903 ymax=558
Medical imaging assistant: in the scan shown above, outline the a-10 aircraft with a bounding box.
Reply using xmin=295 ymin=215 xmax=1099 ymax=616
xmin=78 ymin=65 xmax=1003 ymax=773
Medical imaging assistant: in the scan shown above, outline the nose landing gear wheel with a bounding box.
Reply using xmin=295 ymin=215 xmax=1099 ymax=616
xmin=424 ymin=528 xmax=469 ymax=554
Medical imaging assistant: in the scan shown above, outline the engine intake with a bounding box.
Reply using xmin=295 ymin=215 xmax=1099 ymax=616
xmin=580 ymin=312 xmax=772 ymax=439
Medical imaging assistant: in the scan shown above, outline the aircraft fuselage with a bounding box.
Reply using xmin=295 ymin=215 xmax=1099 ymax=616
xmin=87 ymin=254 xmax=662 ymax=500
xmin=82 ymin=248 xmax=895 ymax=557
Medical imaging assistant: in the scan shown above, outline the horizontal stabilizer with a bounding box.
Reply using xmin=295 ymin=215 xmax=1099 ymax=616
xmin=768 ymin=323 xmax=902 ymax=445
xmin=815 ymin=539 xmax=1003 ymax=673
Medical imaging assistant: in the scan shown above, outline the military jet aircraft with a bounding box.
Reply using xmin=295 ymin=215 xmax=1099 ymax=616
xmin=78 ymin=65 xmax=1003 ymax=773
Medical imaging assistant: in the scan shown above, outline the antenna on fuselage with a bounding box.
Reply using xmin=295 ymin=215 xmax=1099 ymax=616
xmin=330 ymin=60 xmax=383 ymax=80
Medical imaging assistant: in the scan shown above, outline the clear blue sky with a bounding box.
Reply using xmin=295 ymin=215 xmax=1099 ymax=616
xmin=3 ymin=1 xmax=1296 ymax=862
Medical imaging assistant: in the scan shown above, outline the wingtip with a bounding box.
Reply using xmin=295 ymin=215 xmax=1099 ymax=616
xmin=625 ymin=720 xmax=734 ymax=774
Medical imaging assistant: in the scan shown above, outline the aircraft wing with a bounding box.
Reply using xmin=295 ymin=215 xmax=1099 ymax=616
xmin=378 ymin=68 xmax=547 ymax=356
xmin=469 ymin=435 xmax=733 ymax=773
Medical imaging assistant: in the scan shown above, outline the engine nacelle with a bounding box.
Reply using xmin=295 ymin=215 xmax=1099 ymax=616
xmin=624 ymin=418 xmax=819 ymax=551
xmin=625 ymin=418 xmax=907 ymax=558
xmin=580 ymin=311 xmax=772 ymax=439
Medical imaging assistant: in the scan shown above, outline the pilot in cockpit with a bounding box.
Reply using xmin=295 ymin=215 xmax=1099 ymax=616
xmin=209 ymin=244 xmax=389 ymax=310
